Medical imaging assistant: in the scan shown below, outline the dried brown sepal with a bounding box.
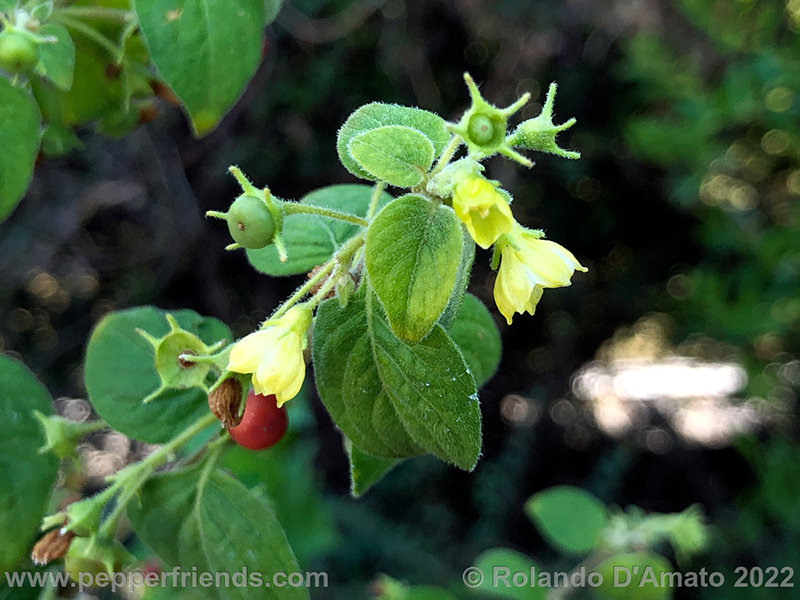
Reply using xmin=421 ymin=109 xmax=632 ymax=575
xmin=149 ymin=80 xmax=181 ymax=106
xmin=31 ymin=527 xmax=75 ymax=566
xmin=208 ymin=378 xmax=243 ymax=429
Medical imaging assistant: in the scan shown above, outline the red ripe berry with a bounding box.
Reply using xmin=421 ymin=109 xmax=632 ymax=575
xmin=228 ymin=391 xmax=287 ymax=450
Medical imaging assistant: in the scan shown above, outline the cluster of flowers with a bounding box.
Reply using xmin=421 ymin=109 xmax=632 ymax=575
xmin=223 ymin=74 xmax=586 ymax=406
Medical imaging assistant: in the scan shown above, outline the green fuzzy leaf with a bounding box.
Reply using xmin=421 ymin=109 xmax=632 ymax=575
xmin=366 ymin=194 xmax=463 ymax=343
xmin=346 ymin=439 xmax=400 ymax=498
xmin=525 ymin=486 xmax=608 ymax=554
xmin=0 ymin=355 xmax=58 ymax=573
xmin=131 ymin=467 xmax=305 ymax=600
xmin=312 ymin=291 xmax=423 ymax=458
xmin=84 ymin=307 xmax=231 ymax=444
xmin=348 ymin=125 xmax=434 ymax=188
xmin=133 ymin=0 xmax=266 ymax=136
xmin=472 ymin=548 xmax=545 ymax=600
xmin=437 ymin=226 xmax=475 ymax=329
xmin=247 ymin=184 xmax=392 ymax=276
xmin=313 ymin=287 xmax=481 ymax=470
xmin=0 ymin=1 xmax=15 ymax=13
xmin=337 ymin=102 xmax=449 ymax=181
xmin=34 ymin=24 xmax=75 ymax=91
xmin=0 ymin=78 xmax=41 ymax=222
xmin=447 ymin=294 xmax=501 ymax=388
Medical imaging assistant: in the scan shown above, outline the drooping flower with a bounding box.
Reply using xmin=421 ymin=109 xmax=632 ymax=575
xmin=226 ymin=304 xmax=312 ymax=406
xmin=452 ymin=174 xmax=515 ymax=249
xmin=493 ymin=226 xmax=587 ymax=324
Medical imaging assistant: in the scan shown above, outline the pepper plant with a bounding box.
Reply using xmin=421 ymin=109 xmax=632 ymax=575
xmin=3 ymin=72 xmax=586 ymax=595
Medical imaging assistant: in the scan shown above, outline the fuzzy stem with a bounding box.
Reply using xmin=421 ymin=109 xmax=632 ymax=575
xmin=282 ymin=202 xmax=369 ymax=227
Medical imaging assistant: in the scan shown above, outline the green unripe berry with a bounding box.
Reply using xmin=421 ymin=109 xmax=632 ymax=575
xmin=226 ymin=193 xmax=276 ymax=249
xmin=0 ymin=29 xmax=39 ymax=73
xmin=467 ymin=112 xmax=503 ymax=147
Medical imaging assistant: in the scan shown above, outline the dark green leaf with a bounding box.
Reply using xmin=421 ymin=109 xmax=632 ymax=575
xmin=472 ymin=548 xmax=545 ymax=600
xmin=448 ymin=294 xmax=501 ymax=388
xmin=196 ymin=470 xmax=307 ymax=600
xmin=133 ymin=0 xmax=266 ymax=135
xmin=84 ymin=307 xmax=231 ymax=444
xmin=34 ymin=24 xmax=75 ymax=91
xmin=312 ymin=291 xmax=423 ymax=458
xmin=366 ymin=194 xmax=463 ymax=342
xmin=337 ymin=102 xmax=449 ymax=180
xmin=348 ymin=125 xmax=434 ymax=188
xmin=525 ymin=486 xmax=608 ymax=554
xmin=312 ymin=287 xmax=482 ymax=470
xmin=247 ymin=184 xmax=391 ymax=276
xmin=0 ymin=78 xmax=41 ymax=222
xmin=127 ymin=466 xmax=200 ymax=567
xmin=346 ymin=439 xmax=400 ymax=497
xmin=0 ymin=354 xmax=58 ymax=573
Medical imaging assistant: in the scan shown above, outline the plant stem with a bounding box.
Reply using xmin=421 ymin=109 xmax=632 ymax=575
xmin=282 ymin=202 xmax=369 ymax=227
xmin=366 ymin=182 xmax=386 ymax=220
xmin=53 ymin=6 xmax=134 ymax=22
xmin=54 ymin=15 xmax=120 ymax=57
xmin=270 ymin=260 xmax=337 ymax=321
xmin=95 ymin=412 xmax=218 ymax=537
xmin=429 ymin=134 xmax=462 ymax=177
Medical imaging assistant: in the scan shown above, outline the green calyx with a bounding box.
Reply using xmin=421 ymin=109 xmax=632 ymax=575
xmin=506 ymin=82 xmax=580 ymax=160
xmin=33 ymin=410 xmax=106 ymax=459
xmin=64 ymin=535 xmax=132 ymax=581
xmin=136 ymin=314 xmax=225 ymax=403
xmin=207 ymin=166 xmax=287 ymax=258
xmin=0 ymin=27 xmax=39 ymax=73
xmin=448 ymin=72 xmax=532 ymax=166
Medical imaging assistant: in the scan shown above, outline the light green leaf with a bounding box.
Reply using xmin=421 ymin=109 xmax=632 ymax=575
xmin=337 ymin=102 xmax=449 ymax=180
xmin=264 ymin=0 xmax=282 ymax=23
xmin=196 ymin=470 xmax=307 ymax=600
xmin=84 ymin=307 xmax=231 ymax=444
xmin=34 ymin=24 xmax=75 ymax=91
xmin=346 ymin=439 xmax=400 ymax=497
xmin=348 ymin=125 xmax=434 ymax=188
xmin=312 ymin=291 xmax=423 ymax=458
xmin=594 ymin=552 xmax=674 ymax=600
xmin=133 ymin=0 xmax=266 ymax=136
xmin=0 ymin=1 xmax=16 ymax=13
xmin=247 ymin=184 xmax=392 ymax=276
xmin=0 ymin=354 xmax=58 ymax=573
xmin=472 ymin=548 xmax=545 ymax=600
xmin=438 ymin=226 xmax=475 ymax=329
xmin=448 ymin=294 xmax=501 ymax=388
xmin=366 ymin=194 xmax=463 ymax=342
xmin=525 ymin=486 xmax=608 ymax=554
xmin=0 ymin=78 xmax=41 ymax=222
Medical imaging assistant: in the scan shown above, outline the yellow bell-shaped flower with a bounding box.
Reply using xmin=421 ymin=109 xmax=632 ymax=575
xmin=452 ymin=174 xmax=515 ymax=249
xmin=493 ymin=227 xmax=587 ymax=324
xmin=227 ymin=304 xmax=312 ymax=406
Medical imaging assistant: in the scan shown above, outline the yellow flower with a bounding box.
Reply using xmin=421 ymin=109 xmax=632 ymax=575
xmin=226 ymin=305 xmax=312 ymax=406
xmin=493 ymin=227 xmax=587 ymax=324
xmin=452 ymin=175 xmax=514 ymax=249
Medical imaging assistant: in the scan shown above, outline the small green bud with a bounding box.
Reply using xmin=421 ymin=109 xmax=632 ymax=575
xmin=467 ymin=113 xmax=501 ymax=146
xmin=226 ymin=193 xmax=276 ymax=249
xmin=506 ymin=82 xmax=580 ymax=160
xmin=33 ymin=410 xmax=106 ymax=459
xmin=0 ymin=28 xmax=39 ymax=73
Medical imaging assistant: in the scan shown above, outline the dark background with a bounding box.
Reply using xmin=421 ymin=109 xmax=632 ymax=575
xmin=1 ymin=1 xmax=798 ymax=598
